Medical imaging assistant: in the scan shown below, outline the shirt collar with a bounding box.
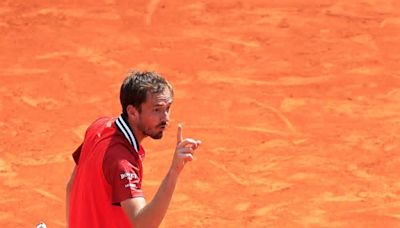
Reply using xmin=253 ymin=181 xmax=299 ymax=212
xmin=115 ymin=114 xmax=139 ymax=152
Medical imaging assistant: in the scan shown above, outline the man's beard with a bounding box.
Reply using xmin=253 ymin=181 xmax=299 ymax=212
xmin=149 ymin=131 xmax=163 ymax=139
xmin=138 ymin=122 xmax=166 ymax=140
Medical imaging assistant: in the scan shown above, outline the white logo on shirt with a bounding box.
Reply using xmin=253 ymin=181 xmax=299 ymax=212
xmin=120 ymin=172 xmax=138 ymax=181
xmin=125 ymin=183 xmax=137 ymax=189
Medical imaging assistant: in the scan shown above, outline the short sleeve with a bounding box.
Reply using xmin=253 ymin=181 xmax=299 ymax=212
xmin=104 ymin=157 xmax=144 ymax=205
xmin=72 ymin=144 xmax=83 ymax=165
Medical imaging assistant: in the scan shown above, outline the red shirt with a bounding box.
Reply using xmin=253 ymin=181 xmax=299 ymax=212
xmin=69 ymin=116 xmax=145 ymax=228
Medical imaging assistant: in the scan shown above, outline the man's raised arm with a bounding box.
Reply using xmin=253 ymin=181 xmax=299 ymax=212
xmin=121 ymin=125 xmax=201 ymax=228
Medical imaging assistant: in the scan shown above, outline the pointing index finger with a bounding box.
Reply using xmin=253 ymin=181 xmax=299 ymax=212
xmin=177 ymin=124 xmax=183 ymax=144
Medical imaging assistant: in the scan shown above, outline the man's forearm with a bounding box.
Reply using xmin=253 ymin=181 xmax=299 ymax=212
xmin=66 ymin=166 xmax=76 ymax=227
xmin=123 ymin=126 xmax=201 ymax=228
xmin=66 ymin=182 xmax=71 ymax=226
xmin=133 ymin=169 xmax=179 ymax=228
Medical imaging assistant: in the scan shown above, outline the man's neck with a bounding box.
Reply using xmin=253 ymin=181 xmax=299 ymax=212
xmin=125 ymin=116 xmax=145 ymax=144
xmin=130 ymin=125 xmax=145 ymax=144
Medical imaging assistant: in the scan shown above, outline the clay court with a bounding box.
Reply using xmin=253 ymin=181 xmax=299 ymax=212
xmin=1 ymin=0 xmax=400 ymax=227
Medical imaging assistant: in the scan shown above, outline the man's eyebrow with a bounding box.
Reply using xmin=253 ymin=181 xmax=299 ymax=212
xmin=153 ymin=102 xmax=172 ymax=107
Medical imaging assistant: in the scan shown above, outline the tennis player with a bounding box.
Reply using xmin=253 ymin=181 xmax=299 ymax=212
xmin=66 ymin=70 xmax=201 ymax=228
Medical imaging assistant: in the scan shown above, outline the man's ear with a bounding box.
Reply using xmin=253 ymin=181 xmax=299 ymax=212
xmin=126 ymin=105 xmax=139 ymax=120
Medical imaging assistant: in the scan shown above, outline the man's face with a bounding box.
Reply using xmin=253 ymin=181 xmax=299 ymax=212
xmin=136 ymin=89 xmax=173 ymax=139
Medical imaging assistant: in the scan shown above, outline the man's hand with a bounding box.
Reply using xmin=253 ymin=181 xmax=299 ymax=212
xmin=122 ymin=124 xmax=201 ymax=227
xmin=170 ymin=124 xmax=201 ymax=174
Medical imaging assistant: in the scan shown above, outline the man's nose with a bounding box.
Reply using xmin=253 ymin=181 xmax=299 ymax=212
xmin=162 ymin=110 xmax=170 ymax=122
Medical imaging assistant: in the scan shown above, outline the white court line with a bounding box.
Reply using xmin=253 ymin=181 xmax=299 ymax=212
xmin=146 ymin=0 xmax=161 ymax=25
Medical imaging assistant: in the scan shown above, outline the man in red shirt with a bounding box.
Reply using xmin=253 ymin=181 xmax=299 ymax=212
xmin=66 ymin=71 xmax=201 ymax=228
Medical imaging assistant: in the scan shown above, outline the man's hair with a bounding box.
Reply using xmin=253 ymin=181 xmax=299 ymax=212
xmin=120 ymin=70 xmax=173 ymax=115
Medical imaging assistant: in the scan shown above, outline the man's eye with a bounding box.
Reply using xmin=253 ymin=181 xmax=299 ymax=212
xmin=154 ymin=108 xmax=161 ymax=112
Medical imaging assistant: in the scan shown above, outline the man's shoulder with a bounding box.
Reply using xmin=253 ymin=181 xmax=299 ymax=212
xmin=104 ymin=140 xmax=139 ymax=163
xmin=90 ymin=116 xmax=116 ymax=129
xmin=83 ymin=116 xmax=115 ymax=136
xmin=103 ymin=142 xmax=142 ymax=175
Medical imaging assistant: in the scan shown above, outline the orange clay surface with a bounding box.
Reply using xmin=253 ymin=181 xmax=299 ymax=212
xmin=1 ymin=0 xmax=400 ymax=227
